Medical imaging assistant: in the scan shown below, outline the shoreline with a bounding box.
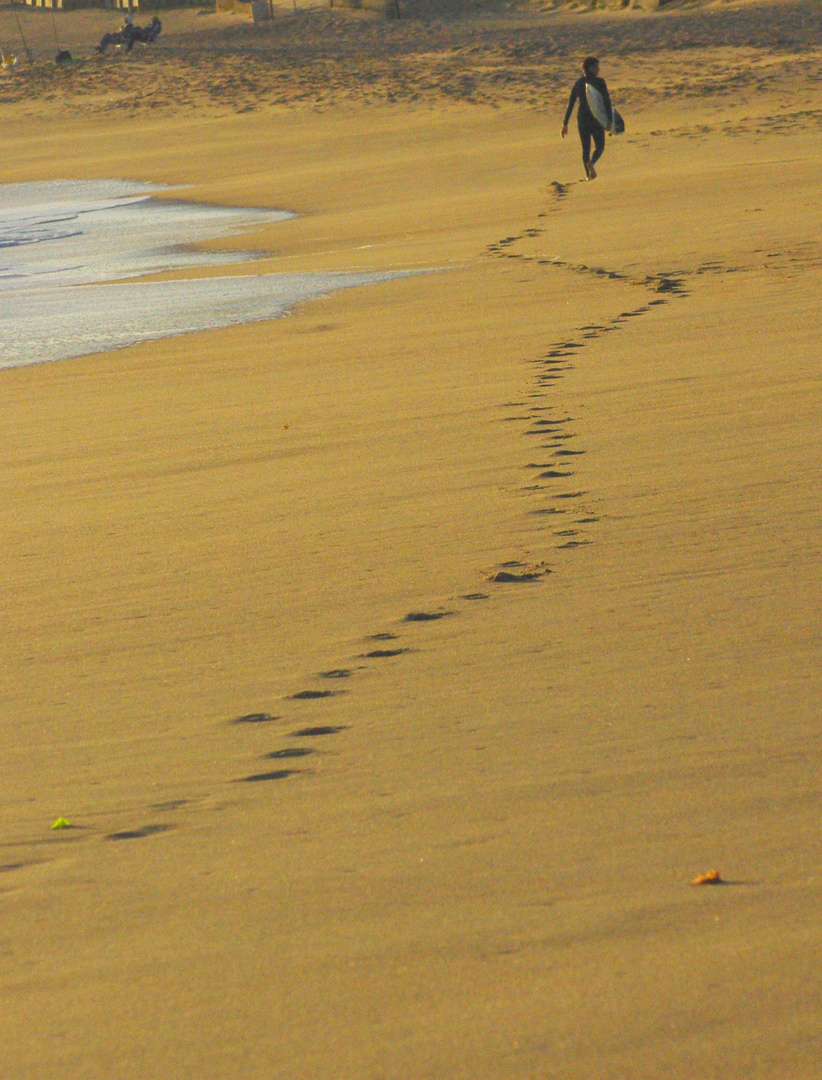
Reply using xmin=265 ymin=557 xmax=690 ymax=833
xmin=0 ymin=177 xmax=432 ymax=369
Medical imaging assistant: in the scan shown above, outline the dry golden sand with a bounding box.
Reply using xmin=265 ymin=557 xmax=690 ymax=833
xmin=2 ymin=1 xmax=822 ymax=1076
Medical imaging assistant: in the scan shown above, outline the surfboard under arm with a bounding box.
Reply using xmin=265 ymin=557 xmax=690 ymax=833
xmin=585 ymin=82 xmax=613 ymax=130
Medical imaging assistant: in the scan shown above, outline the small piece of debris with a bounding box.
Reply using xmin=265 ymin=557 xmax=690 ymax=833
xmin=690 ymin=869 xmax=723 ymax=885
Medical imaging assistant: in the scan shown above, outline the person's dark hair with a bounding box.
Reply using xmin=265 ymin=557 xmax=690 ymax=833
xmin=582 ymin=56 xmax=600 ymax=76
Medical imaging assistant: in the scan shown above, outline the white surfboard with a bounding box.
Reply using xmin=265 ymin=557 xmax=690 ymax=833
xmin=586 ymin=82 xmax=617 ymax=131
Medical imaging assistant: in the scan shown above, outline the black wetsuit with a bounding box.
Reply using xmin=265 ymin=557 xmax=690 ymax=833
xmin=564 ymin=74 xmax=613 ymax=168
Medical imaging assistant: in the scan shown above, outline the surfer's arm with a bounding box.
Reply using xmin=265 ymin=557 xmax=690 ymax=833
xmin=562 ymin=84 xmax=579 ymax=129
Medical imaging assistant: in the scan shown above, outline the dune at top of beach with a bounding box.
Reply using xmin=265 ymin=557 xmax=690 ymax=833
xmin=0 ymin=0 xmax=819 ymax=121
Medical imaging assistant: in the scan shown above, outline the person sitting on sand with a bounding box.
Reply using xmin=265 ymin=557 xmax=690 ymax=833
xmin=561 ymin=56 xmax=613 ymax=181
xmin=124 ymin=15 xmax=162 ymax=52
xmin=96 ymin=13 xmax=132 ymax=54
xmin=97 ymin=13 xmax=161 ymax=55
xmin=145 ymin=15 xmax=162 ymax=41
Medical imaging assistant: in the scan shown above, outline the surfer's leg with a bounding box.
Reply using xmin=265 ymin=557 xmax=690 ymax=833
xmin=579 ymin=130 xmax=591 ymax=163
xmin=578 ymin=125 xmax=593 ymax=178
xmin=590 ymin=127 xmax=606 ymax=166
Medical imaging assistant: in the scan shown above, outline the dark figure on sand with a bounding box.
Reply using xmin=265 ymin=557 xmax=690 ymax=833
xmin=562 ymin=56 xmax=613 ymax=180
xmin=97 ymin=15 xmax=162 ymax=55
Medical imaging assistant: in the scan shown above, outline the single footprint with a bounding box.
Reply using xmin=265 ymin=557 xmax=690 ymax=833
xmin=230 ymin=712 xmax=280 ymax=725
xmin=107 ymin=824 xmax=175 ymax=841
xmin=291 ymin=690 xmax=338 ymax=700
xmin=492 ymin=571 xmax=540 ymax=583
xmin=237 ymin=769 xmax=299 ymax=783
xmin=290 ymin=725 xmax=348 ymax=737
xmin=491 ymin=568 xmax=548 ymax=583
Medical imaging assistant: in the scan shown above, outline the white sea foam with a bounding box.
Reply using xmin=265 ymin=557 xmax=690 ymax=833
xmin=0 ymin=180 xmax=403 ymax=369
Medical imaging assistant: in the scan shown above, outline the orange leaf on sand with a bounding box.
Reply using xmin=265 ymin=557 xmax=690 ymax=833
xmin=690 ymin=869 xmax=723 ymax=885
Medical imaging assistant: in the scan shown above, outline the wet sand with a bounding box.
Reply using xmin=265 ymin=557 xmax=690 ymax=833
xmin=2 ymin=1 xmax=821 ymax=1076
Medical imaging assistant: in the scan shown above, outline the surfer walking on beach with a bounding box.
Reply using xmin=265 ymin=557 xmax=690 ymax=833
xmin=562 ymin=57 xmax=613 ymax=180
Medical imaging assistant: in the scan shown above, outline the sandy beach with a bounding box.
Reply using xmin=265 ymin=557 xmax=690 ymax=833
xmin=2 ymin=1 xmax=821 ymax=1075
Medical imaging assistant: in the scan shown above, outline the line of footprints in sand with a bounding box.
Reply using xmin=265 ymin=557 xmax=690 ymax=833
xmin=228 ymin=609 xmax=474 ymax=785
xmin=50 ymin=192 xmax=695 ymax=843
xmin=485 ymin=183 xmax=689 ymax=559
xmin=220 ymin=201 xmax=693 ymax=792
